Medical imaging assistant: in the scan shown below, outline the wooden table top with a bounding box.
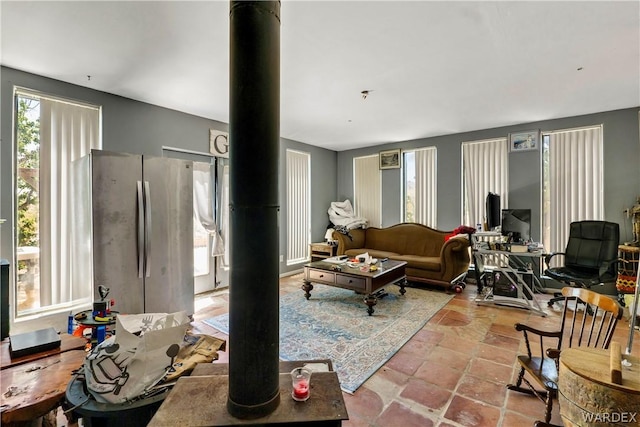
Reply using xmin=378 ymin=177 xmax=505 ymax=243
xmin=560 ymin=347 xmax=640 ymax=393
xmin=305 ymin=258 xmax=406 ymax=278
xmin=148 ymin=369 xmax=348 ymax=426
xmin=1 ymin=333 xmax=86 ymax=370
xmin=1 ymin=349 xmax=86 ymax=423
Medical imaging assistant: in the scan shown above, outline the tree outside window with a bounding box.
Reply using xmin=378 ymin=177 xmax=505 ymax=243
xmin=16 ymin=96 xmax=41 ymax=311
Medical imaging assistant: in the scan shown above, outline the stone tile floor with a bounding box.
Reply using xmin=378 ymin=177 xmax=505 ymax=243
xmin=192 ymin=273 xmax=640 ymax=427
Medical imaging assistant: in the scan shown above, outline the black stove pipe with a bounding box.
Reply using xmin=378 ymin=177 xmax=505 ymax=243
xmin=227 ymin=1 xmax=281 ymax=419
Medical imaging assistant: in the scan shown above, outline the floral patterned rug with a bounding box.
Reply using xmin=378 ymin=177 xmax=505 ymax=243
xmin=204 ymin=284 xmax=453 ymax=393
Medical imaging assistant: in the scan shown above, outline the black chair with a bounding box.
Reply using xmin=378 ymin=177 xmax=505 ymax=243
xmin=544 ymin=220 xmax=619 ymax=308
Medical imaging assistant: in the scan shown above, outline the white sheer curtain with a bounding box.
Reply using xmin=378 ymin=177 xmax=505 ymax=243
xmin=220 ymin=163 xmax=230 ymax=268
xmin=413 ymin=147 xmax=437 ymax=227
xmin=354 ymin=155 xmax=381 ymax=227
xmin=286 ymin=149 xmax=310 ymax=265
xmin=544 ymin=125 xmax=603 ymax=254
xmin=39 ymin=97 xmax=100 ymax=307
xmin=461 ymin=138 xmax=508 ymax=227
xmin=193 ymin=162 xmax=224 ymax=257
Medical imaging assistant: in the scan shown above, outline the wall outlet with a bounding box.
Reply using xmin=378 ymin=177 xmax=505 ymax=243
xmin=279 ymin=255 xmax=283 ymax=262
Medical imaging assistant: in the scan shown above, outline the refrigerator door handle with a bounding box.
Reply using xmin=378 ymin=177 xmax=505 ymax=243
xmin=144 ymin=181 xmax=152 ymax=278
xmin=136 ymin=181 xmax=145 ymax=278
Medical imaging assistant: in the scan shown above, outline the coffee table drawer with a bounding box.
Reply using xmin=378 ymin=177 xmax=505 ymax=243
xmin=336 ymin=274 xmax=366 ymax=291
xmin=308 ymin=269 xmax=335 ymax=283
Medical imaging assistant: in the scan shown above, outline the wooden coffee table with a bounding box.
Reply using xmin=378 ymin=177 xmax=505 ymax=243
xmin=302 ymin=259 xmax=407 ymax=315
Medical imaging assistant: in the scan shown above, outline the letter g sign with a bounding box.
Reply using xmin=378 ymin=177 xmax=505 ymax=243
xmin=209 ymin=129 xmax=229 ymax=158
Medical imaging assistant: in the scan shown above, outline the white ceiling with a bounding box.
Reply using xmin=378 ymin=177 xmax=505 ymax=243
xmin=1 ymin=1 xmax=639 ymax=151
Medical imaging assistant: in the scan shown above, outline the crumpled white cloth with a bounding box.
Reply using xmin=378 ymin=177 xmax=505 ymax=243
xmin=328 ymin=200 xmax=368 ymax=230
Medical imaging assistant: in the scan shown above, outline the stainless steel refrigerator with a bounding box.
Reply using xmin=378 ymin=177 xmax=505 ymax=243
xmin=72 ymin=150 xmax=194 ymax=315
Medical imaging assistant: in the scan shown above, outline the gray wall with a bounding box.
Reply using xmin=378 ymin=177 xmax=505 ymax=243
xmin=0 ymin=66 xmax=336 ymax=277
xmin=337 ymin=108 xmax=640 ymax=244
xmin=3 ymin=65 xmax=639 ymax=275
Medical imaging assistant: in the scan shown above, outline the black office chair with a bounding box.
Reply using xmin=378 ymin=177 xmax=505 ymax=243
xmin=544 ymin=220 xmax=619 ymax=308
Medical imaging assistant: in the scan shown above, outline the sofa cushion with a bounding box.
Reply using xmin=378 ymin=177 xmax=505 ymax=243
xmin=392 ymin=255 xmax=441 ymax=272
xmin=365 ymin=224 xmax=445 ymax=256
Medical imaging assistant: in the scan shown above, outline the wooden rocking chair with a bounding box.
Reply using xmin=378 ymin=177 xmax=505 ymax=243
xmin=506 ymin=287 xmax=623 ymax=427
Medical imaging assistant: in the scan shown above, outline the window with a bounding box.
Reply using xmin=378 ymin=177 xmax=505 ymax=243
xmin=14 ymin=88 xmax=101 ymax=317
xmin=286 ymin=149 xmax=310 ymax=265
xmin=461 ymin=138 xmax=508 ymax=228
xmin=353 ymin=155 xmax=381 ymax=227
xmin=403 ymin=147 xmax=437 ymax=227
xmin=541 ymin=125 xmax=603 ymax=256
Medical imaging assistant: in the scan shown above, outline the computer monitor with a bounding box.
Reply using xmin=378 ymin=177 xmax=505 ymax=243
xmin=501 ymin=209 xmax=531 ymax=243
xmin=485 ymin=192 xmax=501 ymax=230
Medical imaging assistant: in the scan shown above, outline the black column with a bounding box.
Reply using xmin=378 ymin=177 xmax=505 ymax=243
xmin=227 ymin=1 xmax=281 ymax=419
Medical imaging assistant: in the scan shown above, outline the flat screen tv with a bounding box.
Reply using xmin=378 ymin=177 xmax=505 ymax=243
xmin=501 ymin=209 xmax=531 ymax=243
xmin=485 ymin=192 xmax=501 ymax=230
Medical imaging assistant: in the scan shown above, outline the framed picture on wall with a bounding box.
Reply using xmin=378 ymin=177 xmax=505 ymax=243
xmin=509 ymin=130 xmax=539 ymax=152
xmin=379 ymin=149 xmax=401 ymax=169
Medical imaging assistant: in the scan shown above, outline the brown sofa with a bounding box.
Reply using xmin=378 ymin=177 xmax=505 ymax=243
xmin=332 ymin=223 xmax=470 ymax=290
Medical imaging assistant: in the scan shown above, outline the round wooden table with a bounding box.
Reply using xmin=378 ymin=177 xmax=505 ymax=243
xmin=558 ymin=347 xmax=640 ymax=426
xmin=1 ymin=349 xmax=86 ymax=425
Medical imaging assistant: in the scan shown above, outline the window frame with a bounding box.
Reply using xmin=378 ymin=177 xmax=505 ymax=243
xmin=12 ymin=87 xmax=102 ymax=322
xmin=402 ymin=147 xmax=437 ymax=227
xmin=461 ymin=137 xmax=509 ymax=229
xmin=286 ymin=149 xmax=311 ymax=266
xmin=353 ymin=154 xmax=381 ymax=228
xmin=541 ymin=125 xmax=604 ymax=255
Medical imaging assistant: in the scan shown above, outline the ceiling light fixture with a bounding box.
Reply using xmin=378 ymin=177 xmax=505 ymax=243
xmin=361 ymin=90 xmax=372 ymax=99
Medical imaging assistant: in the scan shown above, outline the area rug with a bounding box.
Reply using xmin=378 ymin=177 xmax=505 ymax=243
xmin=203 ymin=284 xmax=453 ymax=393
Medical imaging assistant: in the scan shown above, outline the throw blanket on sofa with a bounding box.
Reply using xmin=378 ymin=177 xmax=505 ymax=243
xmin=328 ymin=200 xmax=368 ymax=230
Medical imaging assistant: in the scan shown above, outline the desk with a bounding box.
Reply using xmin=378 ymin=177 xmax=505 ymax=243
xmin=473 ymin=248 xmax=547 ymax=316
xmin=558 ymin=347 xmax=640 ymax=426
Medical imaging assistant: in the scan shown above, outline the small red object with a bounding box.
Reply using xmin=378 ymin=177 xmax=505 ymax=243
xmin=293 ymin=380 xmax=309 ymax=399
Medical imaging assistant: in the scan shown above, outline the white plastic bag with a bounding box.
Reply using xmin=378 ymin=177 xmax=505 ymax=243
xmin=84 ymin=311 xmax=190 ymax=404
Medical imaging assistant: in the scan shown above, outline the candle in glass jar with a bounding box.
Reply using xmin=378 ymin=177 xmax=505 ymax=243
xmin=291 ymin=367 xmax=312 ymax=401
xmin=293 ymin=379 xmax=309 ymax=399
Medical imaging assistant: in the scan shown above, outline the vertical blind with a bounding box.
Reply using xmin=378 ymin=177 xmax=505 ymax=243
xmin=353 ymin=155 xmax=381 ymax=227
xmin=286 ymin=149 xmax=310 ymax=265
xmin=545 ymin=125 xmax=603 ymax=254
xmin=462 ymin=138 xmax=508 ymax=227
xmin=413 ymin=147 xmax=437 ymax=227
xmin=38 ymin=95 xmax=101 ymax=307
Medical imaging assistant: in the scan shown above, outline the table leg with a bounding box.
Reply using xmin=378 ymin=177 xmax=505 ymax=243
xmin=398 ymin=278 xmax=407 ymax=295
xmin=302 ymin=281 xmax=314 ymax=300
xmin=364 ymin=294 xmax=377 ymax=316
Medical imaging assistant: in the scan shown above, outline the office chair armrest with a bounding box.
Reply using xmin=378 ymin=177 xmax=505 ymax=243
xmin=514 ymin=323 xmax=562 ymax=338
xmin=544 ymin=252 xmax=565 ymax=268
